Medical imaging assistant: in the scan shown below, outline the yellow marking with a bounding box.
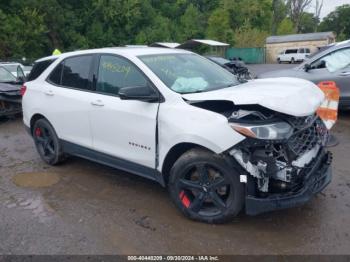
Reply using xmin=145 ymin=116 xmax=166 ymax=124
xmin=102 ymin=62 xmax=131 ymax=78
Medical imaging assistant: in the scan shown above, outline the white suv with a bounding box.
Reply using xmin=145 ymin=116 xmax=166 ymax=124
xmin=22 ymin=48 xmax=332 ymax=223
xmin=277 ymin=48 xmax=311 ymax=64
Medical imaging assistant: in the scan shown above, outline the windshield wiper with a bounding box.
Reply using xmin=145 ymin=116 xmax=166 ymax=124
xmin=181 ymin=90 xmax=206 ymax=94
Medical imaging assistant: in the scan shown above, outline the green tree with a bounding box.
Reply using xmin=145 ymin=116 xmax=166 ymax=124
xmin=286 ymin=0 xmax=313 ymax=32
xmin=299 ymin=12 xmax=318 ymax=33
xmin=272 ymin=0 xmax=287 ymax=35
xmin=277 ymin=18 xmax=296 ymax=35
xmin=178 ymin=4 xmax=205 ymax=41
xmin=220 ymin=0 xmax=273 ymax=32
xmin=233 ymin=23 xmax=269 ymax=48
xmin=206 ymin=9 xmax=234 ymax=44
xmin=319 ymin=4 xmax=350 ymax=41
xmin=135 ymin=15 xmax=174 ymax=44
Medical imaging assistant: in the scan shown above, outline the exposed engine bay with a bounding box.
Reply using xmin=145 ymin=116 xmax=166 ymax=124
xmin=188 ymin=100 xmax=330 ymax=195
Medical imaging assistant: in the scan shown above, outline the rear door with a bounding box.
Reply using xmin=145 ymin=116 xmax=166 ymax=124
xmin=89 ymin=54 xmax=159 ymax=168
xmin=42 ymin=55 xmax=95 ymax=148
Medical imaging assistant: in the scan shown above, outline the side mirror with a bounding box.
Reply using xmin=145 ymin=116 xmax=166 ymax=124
xmin=118 ymin=85 xmax=159 ymax=103
xmin=304 ymin=63 xmax=311 ymax=72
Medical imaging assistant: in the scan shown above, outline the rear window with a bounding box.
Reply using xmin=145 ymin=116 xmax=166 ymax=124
xmin=48 ymin=63 xmax=63 ymax=85
xmin=285 ymin=49 xmax=298 ymax=54
xmin=61 ymin=55 xmax=92 ymax=90
xmin=27 ymin=59 xmax=56 ymax=81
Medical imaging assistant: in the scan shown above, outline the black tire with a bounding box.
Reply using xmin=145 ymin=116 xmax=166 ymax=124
xmin=168 ymin=148 xmax=244 ymax=224
xmin=277 ymin=58 xmax=281 ymax=64
xmin=291 ymin=58 xmax=295 ymax=64
xmin=32 ymin=118 xmax=65 ymax=165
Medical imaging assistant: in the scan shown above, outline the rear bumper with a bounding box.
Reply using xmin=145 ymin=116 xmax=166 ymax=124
xmin=245 ymin=151 xmax=332 ymax=216
xmin=0 ymin=98 xmax=22 ymax=117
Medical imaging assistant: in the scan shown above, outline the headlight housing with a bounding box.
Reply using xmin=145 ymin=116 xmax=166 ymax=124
xmin=230 ymin=121 xmax=293 ymax=140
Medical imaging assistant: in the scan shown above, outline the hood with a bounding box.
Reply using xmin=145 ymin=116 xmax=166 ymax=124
xmin=0 ymin=82 xmax=21 ymax=92
xmin=182 ymin=77 xmax=324 ymax=117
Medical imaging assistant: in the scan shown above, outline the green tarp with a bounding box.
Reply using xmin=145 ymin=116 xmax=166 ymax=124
xmin=226 ymin=48 xmax=266 ymax=64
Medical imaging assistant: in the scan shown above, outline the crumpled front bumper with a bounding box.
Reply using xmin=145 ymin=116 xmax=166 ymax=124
xmin=245 ymin=151 xmax=332 ymax=216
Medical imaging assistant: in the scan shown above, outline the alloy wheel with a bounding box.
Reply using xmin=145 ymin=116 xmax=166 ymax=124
xmin=177 ymin=163 xmax=232 ymax=217
xmin=34 ymin=125 xmax=55 ymax=159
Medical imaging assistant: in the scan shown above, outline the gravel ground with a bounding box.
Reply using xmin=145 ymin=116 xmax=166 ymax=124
xmin=0 ymin=64 xmax=349 ymax=255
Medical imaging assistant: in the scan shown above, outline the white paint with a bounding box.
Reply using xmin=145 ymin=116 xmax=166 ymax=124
xmin=240 ymin=175 xmax=247 ymax=183
xmin=183 ymin=77 xmax=325 ymax=117
xmin=23 ymin=47 xmax=324 ymax=174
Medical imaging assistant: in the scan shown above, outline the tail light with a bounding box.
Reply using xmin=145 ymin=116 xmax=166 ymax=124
xmin=20 ymin=85 xmax=27 ymax=96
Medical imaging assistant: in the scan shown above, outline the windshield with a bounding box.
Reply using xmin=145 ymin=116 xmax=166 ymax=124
xmin=1 ymin=64 xmax=19 ymax=72
xmin=139 ymin=53 xmax=240 ymax=94
xmin=0 ymin=67 xmax=17 ymax=82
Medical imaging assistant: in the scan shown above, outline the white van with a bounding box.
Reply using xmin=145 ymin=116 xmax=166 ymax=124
xmin=277 ymin=48 xmax=311 ymax=64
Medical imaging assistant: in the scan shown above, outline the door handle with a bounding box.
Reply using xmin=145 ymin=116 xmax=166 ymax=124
xmin=44 ymin=90 xmax=54 ymax=96
xmin=91 ymin=100 xmax=104 ymax=107
xmin=340 ymin=71 xmax=350 ymax=76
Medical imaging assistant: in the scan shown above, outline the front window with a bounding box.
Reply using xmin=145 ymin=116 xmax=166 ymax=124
xmin=0 ymin=67 xmax=17 ymax=83
xmin=139 ymin=53 xmax=239 ymax=94
xmin=61 ymin=55 xmax=92 ymax=90
xmin=96 ymin=55 xmax=148 ymax=96
xmin=311 ymin=48 xmax=350 ymax=72
xmin=2 ymin=64 xmax=19 ymax=72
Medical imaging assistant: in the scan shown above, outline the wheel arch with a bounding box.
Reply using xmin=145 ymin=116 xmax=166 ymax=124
xmin=30 ymin=113 xmax=50 ymax=133
xmin=161 ymin=142 xmax=215 ymax=186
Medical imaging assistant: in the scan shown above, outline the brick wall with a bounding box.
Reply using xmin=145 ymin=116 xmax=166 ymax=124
xmin=265 ymin=39 xmax=333 ymax=63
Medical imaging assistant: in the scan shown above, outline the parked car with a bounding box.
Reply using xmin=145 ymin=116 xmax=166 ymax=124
xmin=277 ymin=48 xmax=311 ymax=64
xmin=206 ymin=56 xmax=252 ymax=81
xmin=0 ymin=66 xmax=24 ymax=117
xmin=259 ymin=40 xmax=350 ymax=109
xmin=0 ymin=62 xmax=32 ymax=77
xmin=22 ymin=48 xmax=332 ymax=223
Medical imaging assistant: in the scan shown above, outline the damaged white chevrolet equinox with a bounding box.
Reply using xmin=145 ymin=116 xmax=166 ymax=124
xmin=22 ymin=48 xmax=332 ymax=223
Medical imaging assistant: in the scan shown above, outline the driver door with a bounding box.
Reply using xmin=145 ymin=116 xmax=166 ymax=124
xmin=89 ymin=54 xmax=159 ymax=169
xmin=305 ymin=47 xmax=350 ymax=99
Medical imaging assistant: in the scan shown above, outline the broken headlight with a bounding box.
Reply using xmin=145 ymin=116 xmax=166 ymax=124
xmin=230 ymin=121 xmax=293 ymax=140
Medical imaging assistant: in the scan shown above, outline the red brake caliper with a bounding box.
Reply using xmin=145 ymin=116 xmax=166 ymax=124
xmin=179 ymin=190 xmax=191 ymax=208
xmin=35 ymin=128 xmax=42 ymax=137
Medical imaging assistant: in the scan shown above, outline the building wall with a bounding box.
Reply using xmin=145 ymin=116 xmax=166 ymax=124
xmin=266 ymin=39 xmax=334 ymax=63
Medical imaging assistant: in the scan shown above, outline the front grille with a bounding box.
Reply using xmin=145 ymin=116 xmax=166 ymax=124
xmin=287 ymin=118 xmax=328 ymax=156
xmin=286 ymin=114 xmax=316 ymax=130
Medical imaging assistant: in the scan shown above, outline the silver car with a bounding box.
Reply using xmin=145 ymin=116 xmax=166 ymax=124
xmin=258 ymin=40 xmax=350 ymax=109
